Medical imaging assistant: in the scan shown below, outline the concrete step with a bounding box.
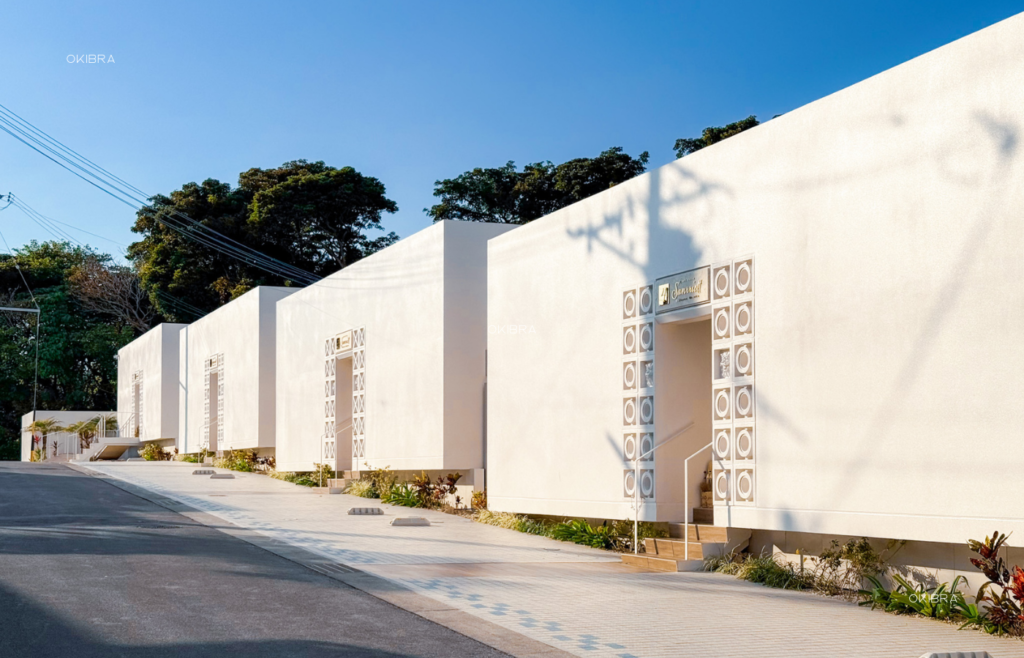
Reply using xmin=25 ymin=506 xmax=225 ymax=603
xmin=620 ymin=553 xmax=704 ymax=572
xmin=668 ymin=523 xmax=729 ymax=542
xmin=653 ymin=527 xmax=753 ymax=559
xmin=692 ymin=508 xmax=714 ymax=525
xmin=645 ymin=538 xmax=717 ymax=560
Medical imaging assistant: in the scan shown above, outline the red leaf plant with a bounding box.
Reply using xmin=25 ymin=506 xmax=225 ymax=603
xmin=967 ymin=531 xmax=1024 ymax=635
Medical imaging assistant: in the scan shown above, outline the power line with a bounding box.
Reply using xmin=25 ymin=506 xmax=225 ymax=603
xmin=0 ymin=103 xmax=321 ymax=285
xmin=0 ymin=111 xmax=320 ymax=285
xmin=2 ymin=192 xmax=209 ymax=321
xmin=10 ymin=195 xmax=126 ymax=251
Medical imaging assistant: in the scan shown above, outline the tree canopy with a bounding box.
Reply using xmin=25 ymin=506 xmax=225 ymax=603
xmin=128 ymin=160 xmax=399 ymax=320
xmin=426 ymin=147 xmax=650 ymax=225
xmin=0 ymin=242 xmax=136 ymax=459
xmin=673 ymin=115 xmax=760 ymax=158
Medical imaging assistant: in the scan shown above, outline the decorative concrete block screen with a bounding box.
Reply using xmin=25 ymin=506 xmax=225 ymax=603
xmin=711 ymin=257 xmax=755 ymax=506
xmin=622 ymin=284 xmax=656 ymax=501
xmin=203 ymin=354 xmax=224 ymax=452
xmin=324 ymin=327 xmax=365 ymax=467
xmin=324 ymin=336 xmax=337 ymax=463
xmin=351 ymin=327 xmax=366 ymax=462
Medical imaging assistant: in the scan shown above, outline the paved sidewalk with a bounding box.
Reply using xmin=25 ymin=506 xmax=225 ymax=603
xmin=83 ymin=462 xmax=1024 ymax=658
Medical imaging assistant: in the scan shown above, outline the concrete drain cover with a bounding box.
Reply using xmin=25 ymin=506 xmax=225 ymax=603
xmin=390 ymin=517 xmax=430 ymax=526
xmin=210 ymin=473 xmax=235 ymax=479
xmin=192 ymin=469 xmax=215 ymax=475
xmin=347 ymin=507 xmax=384 ymax=515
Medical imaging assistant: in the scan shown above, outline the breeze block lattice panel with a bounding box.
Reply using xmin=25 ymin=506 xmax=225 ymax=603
xmin=202 ymin=353 xmax=224 ymax=452
xmin=324 ymin=336 xmax=337 ymax=465
xmin=351 ymin=327 xmax=366 ymax=462
xmin=711 ymin=257 xmax=756 ymax=506
xmin=622 ymin=285 xmax=655 ymax=500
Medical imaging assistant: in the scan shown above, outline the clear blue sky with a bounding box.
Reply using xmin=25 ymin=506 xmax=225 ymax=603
xmin=0 ymin=0 xmax=1021 ymax=260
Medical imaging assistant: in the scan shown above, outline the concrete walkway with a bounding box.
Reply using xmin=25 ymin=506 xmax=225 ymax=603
xmin=82 ymin=462 xmax=1024 ymax=658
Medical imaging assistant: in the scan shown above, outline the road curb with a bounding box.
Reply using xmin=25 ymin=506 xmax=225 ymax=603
xmin=64 ymin=463 xmax=574 ymax=658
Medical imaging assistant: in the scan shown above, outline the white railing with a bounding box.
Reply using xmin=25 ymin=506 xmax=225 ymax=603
xmin=631 ymin=421 xmax=696 ymax=554
xmin=683 ymin=441 xmax=713 ymax=560
xmin=30 ymin=412 xmax=135 ymax=462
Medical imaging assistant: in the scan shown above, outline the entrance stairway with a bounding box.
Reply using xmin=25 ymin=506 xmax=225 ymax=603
xmin=621 ymin=520 xmax=750 ymax=572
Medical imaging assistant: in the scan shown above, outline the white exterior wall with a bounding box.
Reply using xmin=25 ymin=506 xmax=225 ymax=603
xmin=116 ymin=323 xmax=186 ymax=441
xmin=487 ymin=13 xmax=1024 ymax=547
xmin=275 ymin=221 xmax=515 ymax=473
xmin=177 ymin=287 xmax=294 ymax=454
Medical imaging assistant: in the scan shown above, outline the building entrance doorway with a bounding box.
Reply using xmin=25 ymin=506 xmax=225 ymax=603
xmin=653 ymin=315 xmax=712 ymax=522
xmin=324 ymin=331 xmax=357 ymax=474
xmin=208 ymin=371 xmax=219 ymax=453
xmin=131 ymin=373 xmax=142 ymax=438
xmin=204 ymin=353 xmax=224 ymax=457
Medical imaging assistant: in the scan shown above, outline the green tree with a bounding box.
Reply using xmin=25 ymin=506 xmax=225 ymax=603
xmin=128 ymin=160 xmax=399 ymax=320
xmin=673 ymin=115 xmax=760 ymax=158
xmin=427 ymin=147 xmax=650 ymax=225
xmin=0 ymin=242 xmax=134 ymax=460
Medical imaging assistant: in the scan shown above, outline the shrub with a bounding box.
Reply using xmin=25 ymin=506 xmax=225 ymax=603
xmin=269 ymin=471 xmax=316 ymax=487
xmin=268 ymin=464 xmax=333 ymax=488
xmin=382 ymin=483 xmax=421 ymax=507
xmin=344 ymin=480 xmax=377 ymax=498
xmin=706 ymin=551 xmax=808 ymax=589
xmin=473 ymin=511 xmax=661 ymax=551
xmin=703 ymin=551 xmax=741 ymax=574
xmin=361 ymin=464 xmax=396 ymax=499
xmin=30 ymin=448 xmax=43 ymax=462
xmin=859 ymin=574 xmax=969 ymax=621
xmin=213 ymin=449 xmax=273 ymax=473
xmin=475 ymin=510 xmax=551 ymax=536
xmin=139 ymin=443 xmax=171 ymax=461
xmin=736 ymin=553 xmax=808 ymax=590
xmin=814 ymin=538 xmax=899 ymax=596
xmin=411 ymin=471 xmax=462 ymax=509
xmin=471 ymin=489 xmax=487 ymax=510
xmin=551 ymin=519 xmax=616 ymax=549
xmin=965 ymin=531 xmax=1024 ymax=635
xmin=608 ymin=520 xmax=667 ymax=553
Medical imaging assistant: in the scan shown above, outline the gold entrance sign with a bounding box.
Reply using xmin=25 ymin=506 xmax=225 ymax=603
xmin=336 ymin=330 xmax=353 ymax=353
xmin=655 ymin=266 xmax=710 ymax=314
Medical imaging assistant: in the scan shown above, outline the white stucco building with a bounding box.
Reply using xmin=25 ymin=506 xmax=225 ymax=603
xmin=20 ymin=410 xmax=118 ymax=461
xmin=178 ymin=286 xmax=295 ymax=456
xmin=116 ymin=323 xmax=187 ymax=442
xmin=275 ymin=220 xmax=516 ymax=480
xmin=485 ymin=10 xmax=1024 ymax=575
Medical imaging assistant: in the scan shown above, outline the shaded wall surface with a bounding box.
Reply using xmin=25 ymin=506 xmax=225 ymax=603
xmin=177 ymin=287 xmax=294 ymax=454
xmin=275 ymin=221 xmax=515 ymax=473
xmin=116 ymin=324 xmax=187 ymax=442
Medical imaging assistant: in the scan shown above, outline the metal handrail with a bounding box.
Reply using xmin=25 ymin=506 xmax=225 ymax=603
xmin=684 ymin=441 xmax=713 ymax=560
xmin=631 ymin=421 xmax=696 ymax=554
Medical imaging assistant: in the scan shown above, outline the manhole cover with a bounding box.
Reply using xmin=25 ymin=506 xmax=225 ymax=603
xmin=192 ymin=469 xmax=215 ymax=475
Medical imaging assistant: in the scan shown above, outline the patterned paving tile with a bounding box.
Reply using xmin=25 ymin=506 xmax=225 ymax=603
xmin=83 ymin=463 xmax=1024 ymax=658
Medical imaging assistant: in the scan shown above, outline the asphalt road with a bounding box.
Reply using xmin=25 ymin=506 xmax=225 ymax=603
xmin=0 ymin=462 xmax=507 ymax=657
